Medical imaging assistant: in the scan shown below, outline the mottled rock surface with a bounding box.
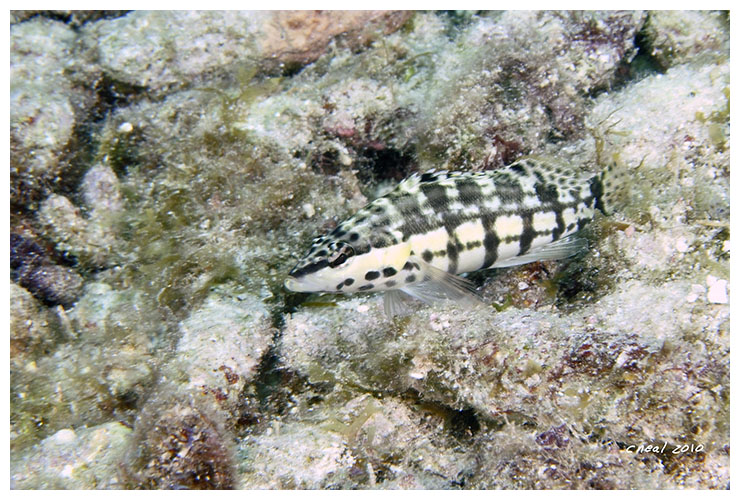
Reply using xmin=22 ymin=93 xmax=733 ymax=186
xmin=175 ymin=292 xmax=274 ymax=414
xmin=10 ymin=17 xmax=99 ymax=208
xmin=9 ymin=282 xmax=55 ymax=367
xmin=10 ymin=423 xmax=132 ymax=489
xmin=81 ymin=11 xmax=412 ymax=95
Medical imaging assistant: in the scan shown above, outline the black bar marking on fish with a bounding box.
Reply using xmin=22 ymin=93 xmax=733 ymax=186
xmin=420 ymin=183 xmax=451 ymax=213
xmin=481 ymin=213 xmax=500 ymax=268
xmin=518 ymin=212 xmax=536 ymax=256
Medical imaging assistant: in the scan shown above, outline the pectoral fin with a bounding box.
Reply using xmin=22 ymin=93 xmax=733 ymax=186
xmin=383 ymin=289 xmax=414 ymax=317
xmin=400 ymin=257 xmax=484 ymax=310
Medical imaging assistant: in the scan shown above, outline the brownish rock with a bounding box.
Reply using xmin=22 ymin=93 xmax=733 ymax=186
xmin=260 ymin=10 xmax=413 ymax=65
xmin=10 ymin=283 xmax=54 ymax=366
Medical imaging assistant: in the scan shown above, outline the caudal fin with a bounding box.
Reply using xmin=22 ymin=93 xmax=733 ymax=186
xmin=593 ymin=162 xmax=631 ymax=215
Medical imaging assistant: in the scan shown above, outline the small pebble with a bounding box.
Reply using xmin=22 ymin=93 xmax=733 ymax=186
xmin=80 ymin=164 xmax=123 ymax=214
xmin=339 ymin=152 xmax=352 ymax=166
xmin=52 ymin=428 xmax=77 ymax=444
xmin=675 ymin=237 xmax=689 ymax=253
xmin=60 ymin=464 xmax=75 ymax=478
xmin=302 ymin=203 xmax=315 ymax=218
xmin=706 ymin=275 xmax=728 ymax=304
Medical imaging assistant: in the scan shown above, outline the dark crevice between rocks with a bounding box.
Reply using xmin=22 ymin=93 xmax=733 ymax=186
xmin=253 ymin=344 xmax=286 ymax=412
xmin=14 ymin=10 xmax=131 ymax=28
xmin=90 ymin=75 xmax=151 ymax=123
xmin=436 ymin=11 xmax=481 ymax=40
xmin=312 ymin=104 xmax=419 ymax=185
xmin=58 ymin=75 xmax=153 ymax=196
xmin=448 ymin=407 xmax=482 ymax=440
xmin=18 ymin=74 xmax=150 ymax=215
xmin=553 ymin=229 xmax=620 ymax=312
xmin=400 ymin=388 xmax=490 ymax=442
xmin=588 ymin=15 xmax=666 ymax=100
xmin=630 ymin=13 xmax=671 ymax=75
xmin=241 ymin=341 xmax=333 ymax=436
xmin=275 ymin=60 xmax=308 ymax=79
xmin=308 ymin=142 xmax=417 ymax=186
xmin=309 ymin=148 xmax=341 ymax=176
xmin=234 ymin=296 xmax=332 ymax=436
xmin=355 ymin=145 xmax=417 ymax=187
xmin=554 ymin=261 xmax=605 ymax=310
xmin=50 ymin=122 xmax=102 ymax=204
xmin=610 ymin=31 xmax=665 ymax=93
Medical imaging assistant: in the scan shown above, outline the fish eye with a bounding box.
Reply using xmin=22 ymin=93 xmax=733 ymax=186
xmin=328 ymin=244 xmax=355 ymax=268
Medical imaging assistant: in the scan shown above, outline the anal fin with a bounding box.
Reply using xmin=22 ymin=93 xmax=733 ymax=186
xmin=492 ymin=234 xmax=587 ymax=268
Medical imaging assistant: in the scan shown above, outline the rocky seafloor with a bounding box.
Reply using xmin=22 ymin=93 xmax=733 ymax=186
xmin=10 ymin=10 xmax=729 ymax=489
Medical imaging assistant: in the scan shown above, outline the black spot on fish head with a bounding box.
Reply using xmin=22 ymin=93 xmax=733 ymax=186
xmin=286 ymin=219 xmax=374 ymax=293
xmin=287 ymin=236 xmax=357 ymax=285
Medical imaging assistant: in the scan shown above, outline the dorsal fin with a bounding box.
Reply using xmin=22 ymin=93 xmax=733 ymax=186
xmin=395 ymin=169 xmax=450 ymax=192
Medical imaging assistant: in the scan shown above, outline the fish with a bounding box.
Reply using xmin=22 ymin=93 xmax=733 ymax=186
xmin=285 ymin=157 xmax=624 ymax=316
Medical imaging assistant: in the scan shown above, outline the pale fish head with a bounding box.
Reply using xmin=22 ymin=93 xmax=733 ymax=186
xmin=284 ymin=216 xmax=377 ymax=295
xmin=285 ymin=223 xmax=412 ymax=295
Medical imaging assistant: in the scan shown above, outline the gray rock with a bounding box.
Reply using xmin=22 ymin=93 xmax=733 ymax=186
xmin=80 ymin=163 xmax=124 ymax=217
xmin=174 ymin=291 xmax=275 ymax=414
xmin=38 ymin=193 xmax=118 ymax=269
xmin=10 ymin=17 xmax=100 ymax=208
xmin=642 ymin=11 xmax=729 ymax=70
xmin=10 ymin=422 xmax=132 ymax=489
xmin=10 ymin=282 xmax=54 ymax=368
xmin=10 ymin=18 xmax=78 ymax=206
xmin=82 ymin=11 xmax=266 ymax=94
xmin=82 ymin=11 xmax=412 ymax=96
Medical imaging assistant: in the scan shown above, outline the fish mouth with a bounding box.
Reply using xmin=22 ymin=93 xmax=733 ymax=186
xmin=284 ymin=276 xmax=318 ymax=293
xmin=284 ymin=276 xmax=301 ymax=292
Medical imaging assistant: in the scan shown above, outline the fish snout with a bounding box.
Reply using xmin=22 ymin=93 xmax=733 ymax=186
xmin=284 ymin=276 xmax=300 ymax=292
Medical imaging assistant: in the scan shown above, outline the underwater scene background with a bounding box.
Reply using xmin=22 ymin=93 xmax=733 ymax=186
xmin=10 ymin=10 xmax=729 ymax=489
